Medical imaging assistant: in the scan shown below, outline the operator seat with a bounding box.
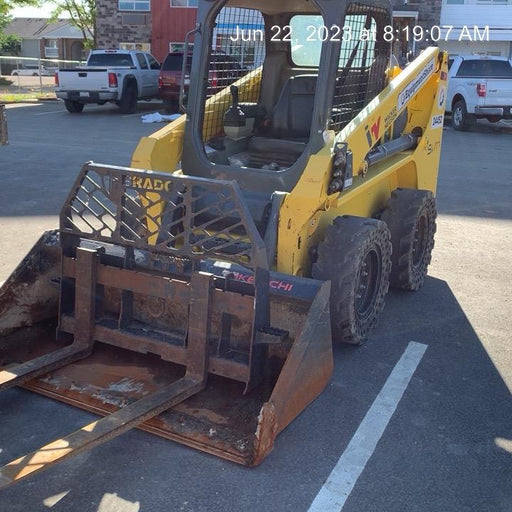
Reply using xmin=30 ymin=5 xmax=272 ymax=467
xmin=248 ymin=74 xmax=317 ymax=162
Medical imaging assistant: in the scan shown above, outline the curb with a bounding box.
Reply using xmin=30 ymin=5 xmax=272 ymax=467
xmin=0 ymin=97 xmax=58 ymax=105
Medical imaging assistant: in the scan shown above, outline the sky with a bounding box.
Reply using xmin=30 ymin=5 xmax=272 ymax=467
xmin=11 ymin=3 xmax=67 ymax=18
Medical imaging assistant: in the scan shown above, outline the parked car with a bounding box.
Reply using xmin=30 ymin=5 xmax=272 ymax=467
xmin=55 ymin=49 xmax=160 ymax=114
xmin=158 ymin=51 xmax=244 ymax=113
xmin=11 ymin=65 xmax=51 ymax=76
xmin=158 ymin=52 xmax=192 ymax=113
xmin=208 ymin=52 xmax=245 ymax=93
xmin=446 ymin=55 xmax=512 ymax=131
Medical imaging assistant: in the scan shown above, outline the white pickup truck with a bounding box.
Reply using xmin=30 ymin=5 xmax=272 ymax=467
xmin=55 ymin=49 xmax=161 ymax=114
xmin=447 ymin=55 xmax=512 ymax=131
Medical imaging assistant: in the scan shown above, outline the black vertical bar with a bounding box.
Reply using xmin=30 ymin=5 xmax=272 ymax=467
xmin=0 ymin=104 xmax=8 ymax=145
xmin=57 ymin=239 xmax=75 ymax=339
xmin=73 ymin=247 xmax=100 ymax=348
xmin=186 ymin=272 xmax=213 ymax=383
xmin=118 ymin=246 xmax=134 ymax=329
xmin=244 ymin=266 xmax=270 ymax=393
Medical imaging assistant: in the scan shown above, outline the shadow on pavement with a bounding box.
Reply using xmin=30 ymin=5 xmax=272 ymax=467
xmin=0 ymin=276 xmax=509 ymax=512
xmin=342 ymin=275 xmax=512 ymax=512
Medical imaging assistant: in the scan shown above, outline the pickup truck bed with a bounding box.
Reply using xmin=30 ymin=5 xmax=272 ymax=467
xmin=58 ymin=68 xmax=124 ymax=102
xmin=55 ymin=50 xmax=160 ymax=114
xmin=447 ymin=56 xmax=512 ymax=131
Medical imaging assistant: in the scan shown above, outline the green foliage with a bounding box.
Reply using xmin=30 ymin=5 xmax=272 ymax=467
xmin=0 ymin=14 xmax=9 ymax=31
xmin=0 ymin=0 xmax=40 ymax=18
xmin=0 ymin=32 xmax=20 ymax=55
xmin=1 ymin=0 xmax=40 ymax=42
xmin=50 ymin=0 xmax=96 ymax=49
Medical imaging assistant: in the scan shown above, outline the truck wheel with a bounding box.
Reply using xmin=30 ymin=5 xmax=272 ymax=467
xmin=119 ymin=82 xmax=137 ymax=114
xmin=452 ymin=99 xmax=475 ymax=131
xmin=64 ymin=100 xmax=84 ymax=113
xmin=312 ymin=216 xmax=392 ymax=345
xmin=381 ymin=188 xmax=437 ymax=291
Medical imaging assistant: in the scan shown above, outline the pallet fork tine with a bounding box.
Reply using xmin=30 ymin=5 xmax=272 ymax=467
xmin=0 ymin=165 xmax=334 ymax=476
xmin=0 ymin=344 xmax=91 ymax=392
xmin=0 ymin=377 xmax=204 ymax=489
xmin=0 ymin=247 xmax=101 ymax=392
xmin=0 ymin=271 xmax=213 ymax=490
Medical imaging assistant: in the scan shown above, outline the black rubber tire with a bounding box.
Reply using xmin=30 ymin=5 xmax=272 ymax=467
xmin=380 ymin=188 xmax=437 ymax=291
xmin=312 ymin=216 xmax=392 ymax=345
xmin=118 ymin=82 xmax=138 ymax=114
xmin=64 ymin=100 xmax=85 ymax=113
xmin=452 ymin=99 xmax=475 ymax=131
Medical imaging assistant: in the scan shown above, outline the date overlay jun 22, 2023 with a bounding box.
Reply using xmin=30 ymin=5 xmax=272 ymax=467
xmin=228 ymin=23 xmax=491 ymax=44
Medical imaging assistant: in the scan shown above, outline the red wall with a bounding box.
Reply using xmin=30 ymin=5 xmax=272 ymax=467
xmin=151 ymin=2 xmax=197 ymax=62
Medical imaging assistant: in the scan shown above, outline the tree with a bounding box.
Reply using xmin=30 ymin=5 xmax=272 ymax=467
xmin=0 ymin=0 xmax=38 ymax=55
xmin=0 ymin=32 xmax=21 ymax=55
xmin=50 ymin=0 xmax=96 ymax=49
xmin=1 ymin=0 xmax=39 ymax=29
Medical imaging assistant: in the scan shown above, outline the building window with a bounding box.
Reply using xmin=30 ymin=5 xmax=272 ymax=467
xmin=446 ymin=0 xmax=465 ymax=4
xmin=170 ymin=0 xmax=198 ymax=7
xmin=119 ymin=0 xmax=150 ymax=11
xmin=476 ymin=0 xmax=507 ymax=3
xmin=44 ymin=39 xmax=58 ymax=58
xmin=169 ymin=42 xmax=194 ymax=52
xmin=120 ymin=42 xmax=151 ymax=52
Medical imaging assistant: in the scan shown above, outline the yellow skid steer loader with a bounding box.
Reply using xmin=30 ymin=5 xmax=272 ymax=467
xmin=0 ymin=0 xmax=447 ymax=488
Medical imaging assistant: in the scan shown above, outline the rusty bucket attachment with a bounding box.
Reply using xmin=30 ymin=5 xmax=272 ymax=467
xmin=0 ymin=163 xmax=332 ymax=488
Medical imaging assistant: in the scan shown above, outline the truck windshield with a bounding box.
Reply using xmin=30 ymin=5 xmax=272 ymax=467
xmin=87 ymin=54 xmax=134 ymax=67
xmin=457 ymin=60 xmax=512 ymax=78
xmin=162 ymin=54 xmax=193 ymax=72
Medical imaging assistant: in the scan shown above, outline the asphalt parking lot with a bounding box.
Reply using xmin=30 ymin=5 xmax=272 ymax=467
xmin=0 ymin=101 xmax=510 ymax=512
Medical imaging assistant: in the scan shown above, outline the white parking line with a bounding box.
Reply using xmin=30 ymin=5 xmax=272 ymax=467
xmin=308 ymin=341 xmax=428 ymax=512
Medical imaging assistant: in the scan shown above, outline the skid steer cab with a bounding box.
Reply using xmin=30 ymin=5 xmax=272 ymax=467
xmin=0 ymin=0 xmax=447 ymax=488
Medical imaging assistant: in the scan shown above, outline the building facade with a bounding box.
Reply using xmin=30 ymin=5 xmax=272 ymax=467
xmin=391 ymin=0 xmax=443 ymax=63
xmin=439 ymin=0 xmax=512 ymax=58
xmin=4 ymin=18 xmax=85 ymax=61
xmin=94 ymin=1 xmax=447 ymax=64
xmin=151 ymin=1 xmax=197 ymax=62
xmin=95 ymin=0 xmax=152 ymax=53
xmin=148 ymin=1 xmax=443 ymax=64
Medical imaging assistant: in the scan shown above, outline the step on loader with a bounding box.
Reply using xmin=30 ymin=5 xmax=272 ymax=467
xmin=0 ymin=0 xmax=447 ymax=488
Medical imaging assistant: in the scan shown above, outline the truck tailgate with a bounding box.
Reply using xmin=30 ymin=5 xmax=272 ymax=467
xmin=484 ymin=79 xmax=512 ymax=106
xmin=58 ymin=69 xmax=110 ymax=91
